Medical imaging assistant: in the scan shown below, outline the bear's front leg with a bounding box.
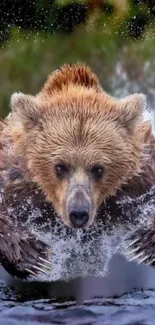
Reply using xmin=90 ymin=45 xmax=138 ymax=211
xmin=0 ymin=215 xmax=52 ymax=279
xmin=126 ymin=224 xmax=155 ymax=266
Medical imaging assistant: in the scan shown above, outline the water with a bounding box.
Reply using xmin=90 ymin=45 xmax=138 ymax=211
xmin=1 ymin=290 xmax=155 ymax=325
xmin=2 ymin=256 xmax=155 ymax=325
xmin=0 ymin=57 xmax=155 ymax=324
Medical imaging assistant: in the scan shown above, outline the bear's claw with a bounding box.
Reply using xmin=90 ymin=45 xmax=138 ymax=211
xmin=0 ymin=215 xmax=52 ymax=278
xmin=126 ymin=228 xmax=155 ymax=266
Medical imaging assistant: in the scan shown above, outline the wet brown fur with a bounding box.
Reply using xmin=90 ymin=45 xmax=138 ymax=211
xmin=0 ymin=63 xmax=155 ymax=277
xmin=8 ymin=64 xmax=155 ymax=225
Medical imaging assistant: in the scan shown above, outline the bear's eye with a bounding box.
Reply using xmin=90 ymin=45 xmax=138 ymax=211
xmin=55 ymin=163 xmax=70 ymax=179
xmin=90 ymin=165 xmax=104 ymax=180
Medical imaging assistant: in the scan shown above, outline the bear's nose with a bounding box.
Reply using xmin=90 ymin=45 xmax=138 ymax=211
xmin=69 ymin=207 xmax=89 ymax=228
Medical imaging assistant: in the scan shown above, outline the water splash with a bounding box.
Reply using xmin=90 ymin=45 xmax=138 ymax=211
xmin=2 ymin=186 xmax=155 ymax=282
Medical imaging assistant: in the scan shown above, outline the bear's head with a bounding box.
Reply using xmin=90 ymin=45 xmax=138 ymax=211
xmin=10 ymin=64 xmax=146 ymax=228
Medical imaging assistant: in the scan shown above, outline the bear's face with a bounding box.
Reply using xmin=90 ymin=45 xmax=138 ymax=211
xmin=10 ymin=64 xmax=146 ymax=228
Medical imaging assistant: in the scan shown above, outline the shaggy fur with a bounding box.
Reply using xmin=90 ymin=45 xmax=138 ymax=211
xmin=0 ymin=63 xmax=155 ymax=278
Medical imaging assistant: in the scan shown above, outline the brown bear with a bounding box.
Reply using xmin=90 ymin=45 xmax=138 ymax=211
xmin=0 ymin=63 xmax=154 ymax=279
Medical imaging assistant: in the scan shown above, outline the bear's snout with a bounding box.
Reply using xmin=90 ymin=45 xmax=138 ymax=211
xmin=69 ymin=205 xmax=89 ymax=228
xmin=66 ymin=185 xmax=93 ymax=228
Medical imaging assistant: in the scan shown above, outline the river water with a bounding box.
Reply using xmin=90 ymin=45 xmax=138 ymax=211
xmin=0 ymin=56 xmax=155 ymax=325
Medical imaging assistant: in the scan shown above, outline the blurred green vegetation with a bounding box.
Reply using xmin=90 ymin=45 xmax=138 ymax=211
xmin=0 ymin=0 xmax=155 ymax=117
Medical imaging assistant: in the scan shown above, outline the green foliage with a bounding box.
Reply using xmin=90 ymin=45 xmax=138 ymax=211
xmin=1 ymin=26 xmax=155 ymax=118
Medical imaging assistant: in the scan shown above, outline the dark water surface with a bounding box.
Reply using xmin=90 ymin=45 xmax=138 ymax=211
xmin=1 ymin=287 xmax=155 ymax=325
xmin=1 ymin=254 xmax=155 ymax=325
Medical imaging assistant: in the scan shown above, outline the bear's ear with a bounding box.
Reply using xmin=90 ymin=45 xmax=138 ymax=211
xmin=41 ymin=63 xmax=100 ymax=96
xmin=10 ymin=92 xmax=40 ymax=129
xmin=116 ymin=93 xmax=146 ymax=131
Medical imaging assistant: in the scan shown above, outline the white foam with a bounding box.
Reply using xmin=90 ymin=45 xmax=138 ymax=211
xmin=25 ymin=186 xmax=155 ymax=282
